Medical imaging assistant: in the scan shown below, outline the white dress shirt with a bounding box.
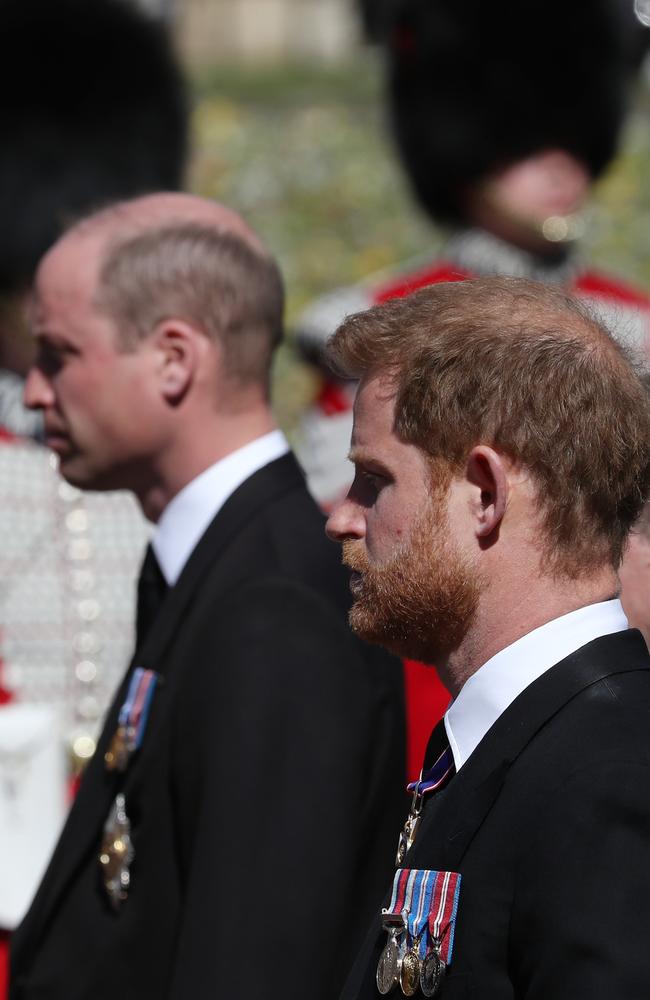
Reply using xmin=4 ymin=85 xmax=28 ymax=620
xmin=444 ymin=599 xmax=629 ymax=771
xmin=152 ymin=430 xmax=289 ymax=585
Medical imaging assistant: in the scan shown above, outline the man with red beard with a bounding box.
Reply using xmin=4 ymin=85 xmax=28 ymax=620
xmin=297 ymin=0 xmax=650 ymax=778
xmin=326 ymin=276 xmax=650 ymax=998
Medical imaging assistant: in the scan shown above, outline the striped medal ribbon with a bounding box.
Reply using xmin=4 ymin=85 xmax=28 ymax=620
xmin=377 ymin=867 xmax=462 ymax=997
xmin=104 ymin=667 xmax=159 ymax=772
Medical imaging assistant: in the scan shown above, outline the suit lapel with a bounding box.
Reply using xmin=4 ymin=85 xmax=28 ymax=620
xmin=434 ymin=628 xmax=650 ymax=868
xmin=342 ymin=628 xmax=650 ymax=998
xmin=135 ymin=453 xmax=305 ymax=674
xmin=12 ymin=453 xmax=306 ymax=966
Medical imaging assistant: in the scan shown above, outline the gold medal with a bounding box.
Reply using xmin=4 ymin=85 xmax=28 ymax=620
xmin=104 ymin=725 xmax=130 ymax=772
xmin=399 ymin=944 xmax=421 ymax=997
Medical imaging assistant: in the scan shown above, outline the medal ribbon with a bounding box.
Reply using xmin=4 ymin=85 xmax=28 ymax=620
xmin=118 ymin=667 xmax=159 ymax=749
xmin=428 ymin=869 xmax=462 ymax=964
xmin=403 ymin=869 xmax=437 ymax=958
xmin=406 ymin=745 xmax=455 ymax=797
xmin=387 ymin=869 xmax=462 ymax=966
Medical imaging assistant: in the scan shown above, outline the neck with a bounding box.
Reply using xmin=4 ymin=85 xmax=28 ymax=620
xmin=437 ymin=566 xmax=619 ymax=698
xmin=138 ymin=405 xmax=277 ymax=522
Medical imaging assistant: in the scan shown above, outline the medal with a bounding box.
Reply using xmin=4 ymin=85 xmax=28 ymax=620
xmin=376 ymin=915 xmax=405 ymax=995
xmin=98 ymin=793 xmax=134 ymax=910
xmin=104 ymin=725 xmax=130 ymax=771
xmin=396 ymin=797 xmax=422 ymax=866
xmin=378 ymin=868 xmax=462 ymax=998
xmin=377 ymin=869 xmax=424 ymax=996
xmin=420 ymin=944 xmax=445 ymax=998
xmin=399 ymin=940 xmax=421 ymax=996
xmin=397 ymin=746 xmax=454 ymax=864
xmin=104 ymin=668 xmax=159 ymax=773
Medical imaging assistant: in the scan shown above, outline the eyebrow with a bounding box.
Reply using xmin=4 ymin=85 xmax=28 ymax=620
xmin=348 ymin=448 xmax=393 ymax=477
xmin=32 ymin=331 xmax=79 ymax=355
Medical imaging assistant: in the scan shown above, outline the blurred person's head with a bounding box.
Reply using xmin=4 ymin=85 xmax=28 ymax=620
xmin=387 ymin=0 xmax=648 ymax=255
xmin=325 ymin=278 xmax=650 ymax=685
xmin=0 ymin=0 xmax=188 ymax=376
xmin=24 ymin=194 xmax=284 ymax=521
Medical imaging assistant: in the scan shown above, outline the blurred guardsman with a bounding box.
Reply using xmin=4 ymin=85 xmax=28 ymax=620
xmin=10 ymin=193 xmax=405 ymax=1000
xmin=295 ymin=0 xmax=650 ymax=777
xmin=326 ymin=276 xmax=650 ymax=999
xmin=0 ymin=0 xmax=187 ymax=434
xmin=296 ymin=0 xmax=650 ymax=508
xmin=0 ymin=0 xmax=187 ymax=951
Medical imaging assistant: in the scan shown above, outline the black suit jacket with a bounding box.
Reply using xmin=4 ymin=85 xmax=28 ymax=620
xmin=11 ymin=454 xmax=406 ymax=1000
xmin=342 ymin=628 xmax=650 ymax=999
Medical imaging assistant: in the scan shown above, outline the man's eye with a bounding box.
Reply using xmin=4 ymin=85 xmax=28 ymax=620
xmin=37 ymin=346 xmax=65 ymax=375
xmin=361 ymin=470 xmax=386 ymax=490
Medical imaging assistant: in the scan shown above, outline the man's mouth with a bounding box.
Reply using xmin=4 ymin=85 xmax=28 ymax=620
xmin=348 ymin=570 xmax=364 ymax=596
xmin=44 ymin=428 xmax=71 ymax=453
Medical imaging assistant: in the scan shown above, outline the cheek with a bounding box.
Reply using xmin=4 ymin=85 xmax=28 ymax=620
xmin=366 ymin=500 xmax=414 ymax=556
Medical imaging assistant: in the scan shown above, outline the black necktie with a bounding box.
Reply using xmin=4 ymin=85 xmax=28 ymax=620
xmin=135 ymin=544 xmax=168 ymax=650
xmin=422 ymin=717 xmax=452 ymax=774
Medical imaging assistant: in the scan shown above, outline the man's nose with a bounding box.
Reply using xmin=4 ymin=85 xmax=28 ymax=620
xmin=326 ymin=496 xmax=365 ymax=543
xmin=23 ymin=366 xmax=55 ymax=410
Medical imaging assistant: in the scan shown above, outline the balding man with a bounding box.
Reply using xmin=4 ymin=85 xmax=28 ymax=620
xmin=10 ymin=195 xmax=405 ymax=1000
xmin=325 ymin=277 xmax=650 ymax=998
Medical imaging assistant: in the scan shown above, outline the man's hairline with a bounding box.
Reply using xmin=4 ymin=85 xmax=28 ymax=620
xmin=84 ymin=217 xmax=272 ymax=350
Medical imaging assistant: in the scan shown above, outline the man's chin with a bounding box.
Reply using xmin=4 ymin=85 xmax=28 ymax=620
xmin=349 ymin=604 xmax=437 ymax=663
xmin=57 ymin=454 xmax=103 ymax=491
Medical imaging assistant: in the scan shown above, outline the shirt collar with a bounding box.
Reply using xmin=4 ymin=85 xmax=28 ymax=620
xmin=152 ymin=430 xmax=289 ymax=585
xmin=444 ymin=599 xmax=629 ymax=772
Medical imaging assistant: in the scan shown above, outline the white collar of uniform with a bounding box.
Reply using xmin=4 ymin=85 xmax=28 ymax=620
xmin=444 ymin=599 xmax=629 ymax=772
xmin=152 ymin=429 xmax=289 ymax=585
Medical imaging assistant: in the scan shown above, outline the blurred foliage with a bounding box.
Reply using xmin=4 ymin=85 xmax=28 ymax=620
xmin=188 ymin=55 xmax=650 ymax=432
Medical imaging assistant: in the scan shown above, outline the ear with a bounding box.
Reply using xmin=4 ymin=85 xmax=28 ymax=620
xmin=152 ymin=320 xmax=200 ymax=404
xmin=465 ymin=445 xmax=509 ymax=540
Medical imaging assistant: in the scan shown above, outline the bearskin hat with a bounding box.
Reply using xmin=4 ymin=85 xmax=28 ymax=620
xmin=357 ymin=0 xmax=395 ymax=41
xmin=0 ymin=0 xmax=188 ymax=293
xmin=388 ymin=0 xmax=647 ymax=224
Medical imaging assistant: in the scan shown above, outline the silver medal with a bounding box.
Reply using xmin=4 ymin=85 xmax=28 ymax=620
xmin=98 ymin=792 xmax=134 ymax=910
xmin=377 ymin=910 xmax=407 ymax=995
xmin=395 ymin=793 xmax=423 ymax=866
xmin=420 ymin=948 xmax=446 ymax=998
xmin=376 ymin=931 xmax=401 ymax=995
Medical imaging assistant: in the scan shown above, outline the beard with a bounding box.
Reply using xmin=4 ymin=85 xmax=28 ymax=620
xmin=342 ymin=500 xmax=482 ymax=665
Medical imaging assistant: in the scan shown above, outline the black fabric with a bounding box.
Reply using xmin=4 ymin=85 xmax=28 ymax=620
xmin=341 ymin=628 xmax=650 ymax=999
xmin=387 ymin=0 xmax=643 ymax=224
xmin=421 ymin=717 xmax=450 ymax=772
xmin=10 ymin=453 xmax=406 ymax=1000
xmin=135 ymin=544 xmax=168 ymax=651
xmin=0 ymin=0 xmax=188 ymax=293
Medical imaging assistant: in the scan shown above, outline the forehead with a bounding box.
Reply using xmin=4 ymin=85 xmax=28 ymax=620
xmin=352 ymin=373 xmax=429 ymax=474
xmin=352 ymin=373 xmax=396 ymax=443
xmin=32 ymin=231 xmax=106 ymax=329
